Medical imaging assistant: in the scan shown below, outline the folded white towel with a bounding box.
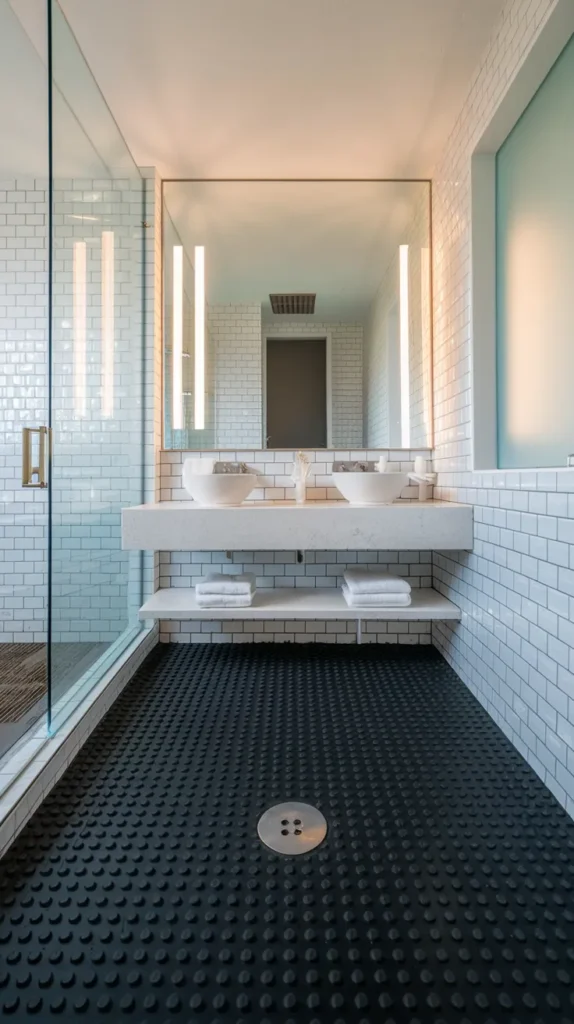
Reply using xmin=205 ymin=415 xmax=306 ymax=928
xmin=344 ymin=568 xmax=411 ymax=595
xmin=196 ymin=592 xmax=254 ymax=609
xmin=196 ymin=572 xmax=256 ymax=596
xmin=342 ymin=584 xmax=411 ymax=608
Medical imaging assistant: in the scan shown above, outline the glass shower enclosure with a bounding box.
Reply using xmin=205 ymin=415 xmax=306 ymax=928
xmin=0 ymin=0 xmax=148 ymax=761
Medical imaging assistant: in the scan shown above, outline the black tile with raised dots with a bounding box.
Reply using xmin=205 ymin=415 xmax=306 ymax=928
xmin=1 ymin=643 xmax=574 ymax=1023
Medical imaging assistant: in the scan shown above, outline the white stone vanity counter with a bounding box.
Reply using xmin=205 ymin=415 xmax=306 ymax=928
xmin=122 ymin=499 xmax=473 ymax=552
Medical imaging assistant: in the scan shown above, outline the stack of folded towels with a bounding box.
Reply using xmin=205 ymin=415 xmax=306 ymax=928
xmin=195 ymin=572 xmax=256 ymax=609
xmin=342 ymin=567 xmax=411 ymax=608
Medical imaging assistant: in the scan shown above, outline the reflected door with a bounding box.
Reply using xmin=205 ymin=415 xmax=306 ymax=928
xmin=266 ymin=338 xmax=328 ymax=449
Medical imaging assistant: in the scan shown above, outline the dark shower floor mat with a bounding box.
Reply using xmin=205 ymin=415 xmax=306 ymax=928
xmin=1 ymin=643 xmax=573 ymax=1023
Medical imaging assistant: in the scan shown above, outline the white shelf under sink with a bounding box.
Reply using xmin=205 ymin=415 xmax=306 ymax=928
xmin=139 ymin=587 xmax=461 ymax=622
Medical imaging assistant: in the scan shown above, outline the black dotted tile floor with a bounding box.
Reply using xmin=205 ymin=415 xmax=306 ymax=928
xmin=1 ymin=643 xmax=574 ymax=1023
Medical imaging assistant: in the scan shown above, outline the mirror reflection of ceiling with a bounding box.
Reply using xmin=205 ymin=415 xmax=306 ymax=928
xmin=164 ymin=182 xmax=427 ymax=322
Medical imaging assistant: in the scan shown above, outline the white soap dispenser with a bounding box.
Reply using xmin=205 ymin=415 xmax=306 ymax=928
xmin=377 ymin=454 xmax=389 ymax=473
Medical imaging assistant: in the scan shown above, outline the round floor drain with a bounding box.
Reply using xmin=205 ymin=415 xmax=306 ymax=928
xmin=257 ymin=801 xmax=327 ymax=855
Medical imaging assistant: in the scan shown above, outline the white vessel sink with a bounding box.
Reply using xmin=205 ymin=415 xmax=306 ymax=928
xmin=332 ymin=471 xmax=409 ymax=505
xmin=182 ymin=471 xmax=257 ymax=506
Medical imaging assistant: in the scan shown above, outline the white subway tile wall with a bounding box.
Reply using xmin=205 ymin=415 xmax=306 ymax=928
xmin=158 ymin=549 xmax=432 ymax=645
xmin=0 ymin=178 xmax=48 ymax=642
xmin=262 ymin=322 xmax=364 ymax=448
xmin=430 ymin=0 xmax=574 ymax=814
xmin=160 ymin=448 xmax=428 ymax=504
xmin=211 ymin=304 xmax=263 ymax=448
xmin=0 ymin=174 xmax=155 ymax=644
xmin=50 ymin=177 xmax=146 ymax=643
xmin=158 ymin=447 xmax=432 ymax=643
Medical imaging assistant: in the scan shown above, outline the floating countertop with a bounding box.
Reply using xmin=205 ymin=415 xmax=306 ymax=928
xmin=140 ymin=587 xmax=461 ymax=622
xmin=122 ymin=500 xmax=473 ymax=552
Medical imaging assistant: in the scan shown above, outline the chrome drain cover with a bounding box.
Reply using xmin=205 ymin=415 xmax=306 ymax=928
xmin=257 ymin=801 xmax=327 ymax=855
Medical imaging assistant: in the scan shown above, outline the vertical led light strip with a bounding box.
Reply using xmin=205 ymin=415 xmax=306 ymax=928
xmin=420 ymin=246 xmax=432 ymax=443
xmin=399 ymin=244 xmax=411 ymax=448
xmin=101 ymin=230 xmax=115 ymax=418
xmin=172 ymin=245 xmax=184 ymax=430
xmin=73 ymin=240 xmax=87 ymax=417
xmin=194 ymin=245 xmax=205 ymax=430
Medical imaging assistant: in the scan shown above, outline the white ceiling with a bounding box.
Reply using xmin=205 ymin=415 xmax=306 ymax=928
xmin=4 ymin=0 xmax=505 ymax=320
xmin=165 ymin=180 xmax=429 ymax=322
xmin=0 ymin=0 xmax=48 ymax=177
xmin=56 ymin=0 xmax=505 ymax=179
xmin=0 ymin=0 xmax=133 ymax=178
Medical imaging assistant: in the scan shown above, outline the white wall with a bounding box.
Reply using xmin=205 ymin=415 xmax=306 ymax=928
xmin=210 ymin=304 xmax=262 ymax=449
xmin=430 ymin=0 xmax=574 ymax=815
xmin=0 ymin=175 xmax=149 ymax=644
xmin=0 ymin=177 xmax=48 ymax=641
xmin=50 ymin=176 xmax=146 ymax=642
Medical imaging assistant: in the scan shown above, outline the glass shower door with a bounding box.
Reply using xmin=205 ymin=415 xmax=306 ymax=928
xmin=47 ymin=1 xmax=146 ymax=731
xmin=0 ymin=0 xmax=49 ymax=762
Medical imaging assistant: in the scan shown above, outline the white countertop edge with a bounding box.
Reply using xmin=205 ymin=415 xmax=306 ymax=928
xmin=127 ymin=499 xmax=469 ymax=511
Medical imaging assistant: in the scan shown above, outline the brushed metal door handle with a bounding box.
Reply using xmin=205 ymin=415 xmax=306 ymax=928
xmin=22 ymin=426 xmax=50 ymax=488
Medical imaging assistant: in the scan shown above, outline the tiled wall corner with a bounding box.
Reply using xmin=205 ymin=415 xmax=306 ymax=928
xmin=429 ymin=0 xmax=574 ymax=815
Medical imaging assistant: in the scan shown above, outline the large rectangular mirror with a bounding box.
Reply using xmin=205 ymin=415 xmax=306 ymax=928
xmin=163 ymin=180 xmax=432 ymax=450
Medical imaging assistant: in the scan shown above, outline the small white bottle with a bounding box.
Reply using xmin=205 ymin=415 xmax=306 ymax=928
xmin=414 ymin=456 xmax=429 ymax=501
xmin=291 ymin=451 xmax=310 ymax=504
